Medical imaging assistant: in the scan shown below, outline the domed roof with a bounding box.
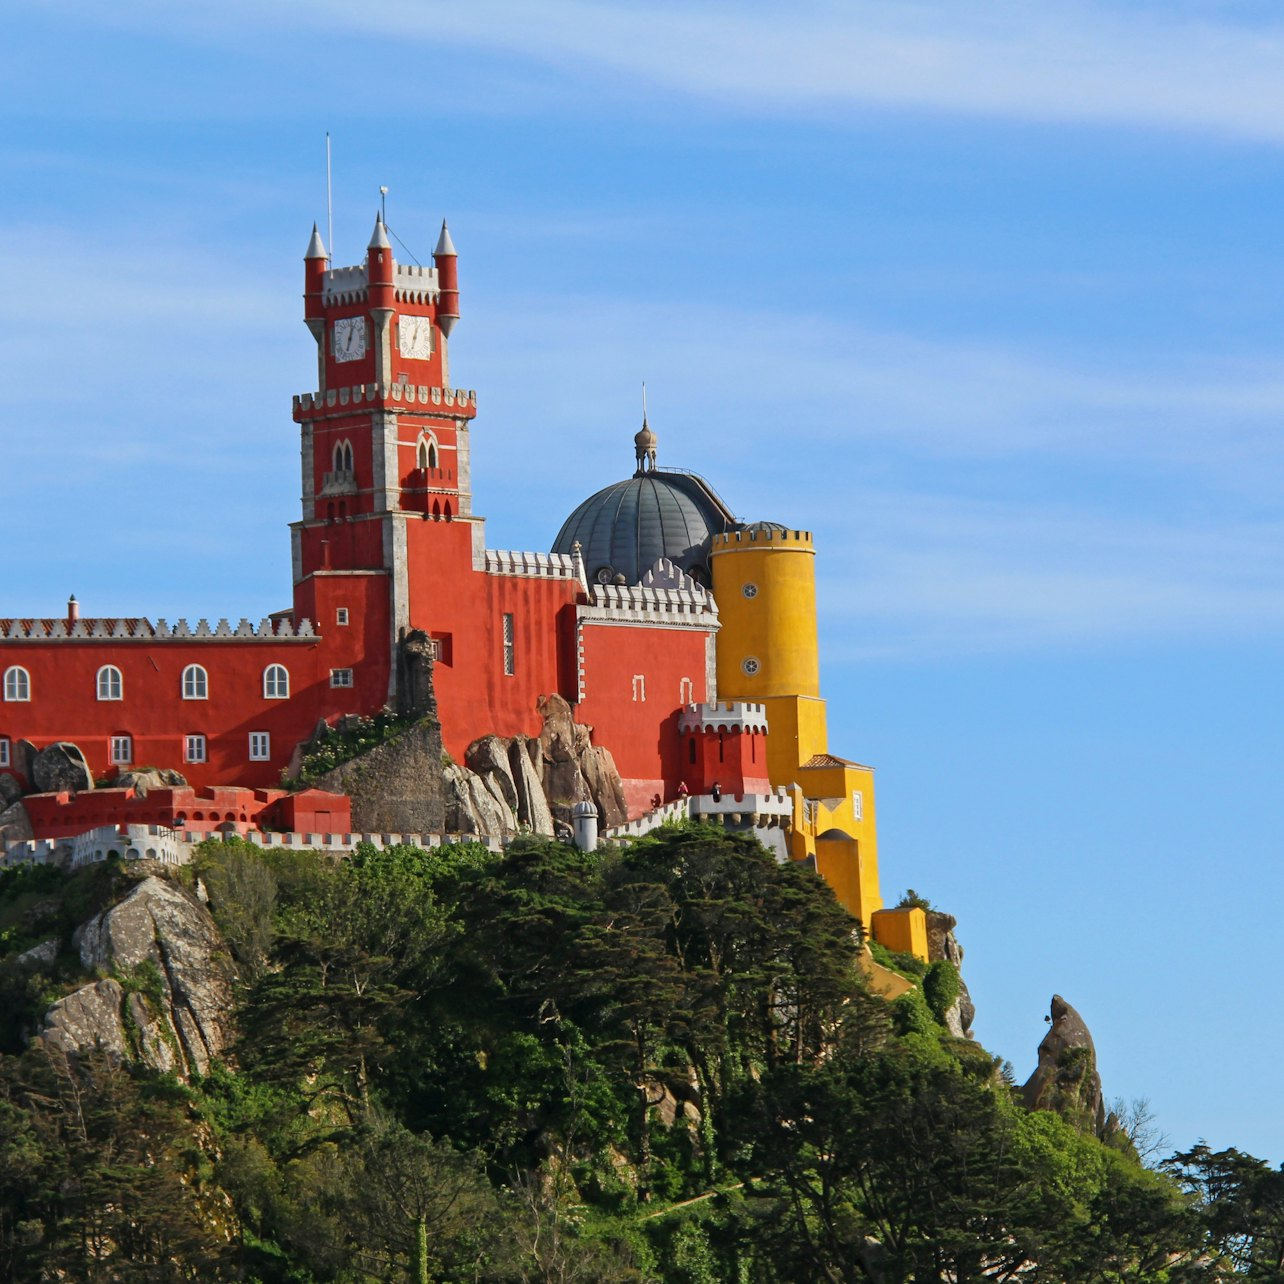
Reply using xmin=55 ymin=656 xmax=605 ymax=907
xmin=552 ymin=423 xmax=738 ymax=585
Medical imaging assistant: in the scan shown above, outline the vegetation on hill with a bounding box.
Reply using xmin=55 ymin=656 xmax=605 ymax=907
xmin=0 ymin=824 xmax=1281 ymax=1280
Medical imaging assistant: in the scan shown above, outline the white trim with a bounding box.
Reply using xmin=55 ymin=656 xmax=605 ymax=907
xmin=96 ymin=664 xmax=123 ymax=701
xmin=181 ymin=664 xmax=208 ymax=700
xmin=3 ymin=666 xmax=30 ymax=702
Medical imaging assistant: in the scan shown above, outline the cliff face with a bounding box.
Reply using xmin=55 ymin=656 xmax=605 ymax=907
xmin=1022 ymin=994 xmax=1108 ymax=1136
xmin=40 ymin=873 xmax=235 ymax=1078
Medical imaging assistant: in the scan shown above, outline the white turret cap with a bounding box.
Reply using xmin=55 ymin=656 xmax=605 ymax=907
xmin=368 ymin=213 xmax=392 ymax=251
xmin=305 ymin=222 xmax=328 ymax=260
xmin=434 ymin=219 xmax=457 ymax=256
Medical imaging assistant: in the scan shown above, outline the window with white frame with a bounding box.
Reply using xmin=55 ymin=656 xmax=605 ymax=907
xmin=502 ymin=613 xmax=515 ymax=676
xmin=330 ymin=668 xmax=353 ymax=688
xmin=182 ymin=664 xmax=208 ymax=700
xmin=678 ymin=677 xmax=694 ymax=705
xmin=3 ymin=667 xmax=30 ymax=702
xmin=0 ymin=738 xmax=9 ymax=768
xmin=110 ymin=735 xmax=132 ymax=765
xmin=263 ymin=664 xmax=290 ymax=699
xmin=336 ymin=607 xmax=349 ymax=626
xmin=96 ymin=665 xmax=123 ymax=701
xmin=184 ymin=734 xmax=207 ymax=764
xmin=852 ymin=790 xmax=864 ymax=821
xmin=249 ymin=731 xmax=271 ymax=761
xmin=632 ymin=674 xmax=646 ymax=702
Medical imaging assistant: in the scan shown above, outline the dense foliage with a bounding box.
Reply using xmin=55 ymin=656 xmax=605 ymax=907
xmin=0 ymin=824 xmax=1279 ymax=1280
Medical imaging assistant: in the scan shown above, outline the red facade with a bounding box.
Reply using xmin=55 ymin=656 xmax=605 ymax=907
xmin=0 ymin=217 xmax=720 ymax=817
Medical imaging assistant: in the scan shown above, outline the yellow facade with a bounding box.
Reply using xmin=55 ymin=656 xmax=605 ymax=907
xmin=711 ymin=525 xmax=921 ymax=959
xmin=869 ymin=906 xmax=928 ymax=961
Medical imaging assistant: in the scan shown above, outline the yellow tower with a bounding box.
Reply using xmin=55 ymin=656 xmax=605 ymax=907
xmin=710 ymin=524 xmax=886 ymax=934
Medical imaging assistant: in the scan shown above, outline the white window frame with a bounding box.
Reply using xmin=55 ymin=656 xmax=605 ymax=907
xmin=502 ymin=613 xmax=515 ymax=676
xmin=182 ymin=664 xmax=208 ymax=701
xmin=3 ymin=667 xmax=30 ymax=702
xmin=336 ymin=607 xmax=349 ymax=626
xmin=678 ymin=677 xmax=694 ymax=705
xmin=110 ymin=735 xmax=132 ymax=766
xmin=184 ymin=734 xmax=207 ymax=764
xmin=632 ymin=674 xmax=646 ymax=702
xmin=249 ymin=731 xmax=271 ymax=761
xmin=330 ymin=668 xmax=353 ymax=689
xmin=0 ymin=738 xmax=9 ymax=768
xmin=263 ymin=664 xmax=290 ymax=700
xmin=852 ymin=790 xmax=864 ymax=821
xmin=97 ymin=665 xmax=123 ymax=701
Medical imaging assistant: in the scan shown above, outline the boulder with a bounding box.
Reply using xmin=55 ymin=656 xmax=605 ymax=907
xmin=49 ymin=874 xmax=236 ymax=1077
xmin=926 ymin=911 xmax=975 ymax=1038
xmin=536 ymin=694 xmax=629 ymax=828
xmin=115 ymin=768 xmax=187 ymax=798
xmin=32 ymin=742 xmax=93 ymax=794
xmin=509 ymin=737 xmax=555 ymax=836
xmin=467 ymin=736 xmax=519 ymax=812
xmin=0 ymin=800 xmax=33 ymax=849
xmin=0 ymin=773 xmax=23 ymax=808
xmin=1022 ymin=994 xmax=1107 ymax=1137
xmin=15 ymin=938 xmax=59 ymax=970
xmin=442 ymin=763 xmax=515 ymax=840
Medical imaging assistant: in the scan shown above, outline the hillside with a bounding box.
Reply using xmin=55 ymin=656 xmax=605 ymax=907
xmin=0 ymin=827 xmax=1276 ymax=1281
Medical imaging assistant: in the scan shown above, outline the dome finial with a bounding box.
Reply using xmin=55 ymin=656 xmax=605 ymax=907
xmin=634 ymin=382 xmax=657 ymax=475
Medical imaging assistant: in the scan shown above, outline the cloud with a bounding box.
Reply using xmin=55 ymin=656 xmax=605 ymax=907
xmin=40 ymin=0 xmax=1284 ymax=144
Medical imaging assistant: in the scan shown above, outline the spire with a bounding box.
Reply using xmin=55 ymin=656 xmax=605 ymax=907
xmin=368 ymin=212 xmax=391 ymax=251
xmin=305 ymin=222 xmax=328 ymax=260
xmin=434 ymin=219 xmax=457 ymax=257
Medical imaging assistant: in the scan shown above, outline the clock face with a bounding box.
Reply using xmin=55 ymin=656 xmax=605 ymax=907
xmin=398 ymin=314 xmax=433 ymax=360
xmin=333 ymin=317 xmax=367 ymax=362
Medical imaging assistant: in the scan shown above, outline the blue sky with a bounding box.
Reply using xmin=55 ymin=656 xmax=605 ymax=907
xmin=4 ymin=1 xmax=1284 ymax=1158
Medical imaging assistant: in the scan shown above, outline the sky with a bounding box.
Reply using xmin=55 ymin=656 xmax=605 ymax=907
xmin=3 ymin=0 xmax=1283 ymax=1160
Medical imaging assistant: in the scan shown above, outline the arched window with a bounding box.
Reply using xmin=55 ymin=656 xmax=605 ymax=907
xmin=181 ymin=664 xmax=208 ymax=700
xmin=432 ymin=499 xmax=441 ymax=519
xmin=333 ymin=439 xmax=354 ymax=474
xmin=96 ymin=665 xmax=123 ymax=701
xmin=3 ymin=667 xmax=29 ymax=702
xmin=263 ymin=664 xmax=289 ymax=699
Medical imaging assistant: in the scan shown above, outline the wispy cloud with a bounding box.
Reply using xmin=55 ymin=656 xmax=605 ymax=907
xmin=42 ymin=0 xmax=1284 ymax=143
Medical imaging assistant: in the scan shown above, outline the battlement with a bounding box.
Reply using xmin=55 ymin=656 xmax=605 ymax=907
xmin=0 ymin=616 xmax=318 ymax=643
xmin=585 ymin=580 xmax=718 ymax=623
xmin=394 ymin=262 xmax=440 ymax=304
xmin=484 ymin=550 xmax=580 ymax=580
xmin=678 ymin=700 xmax=769 ymax=736
xmin=293 ymin=384 xmax=477 ymax=417
xmin=711 ymin=528 xmax=813 ymax=552
xmin=323 ymin=264 xmax=368 ymax=304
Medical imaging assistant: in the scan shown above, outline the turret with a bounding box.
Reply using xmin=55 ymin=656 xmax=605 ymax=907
xmin=434 ymin=220 xmax=460 ymax=337
xmin=367 ymin=213 xmax=394 ymax=307
xmin=303 ymin=223 xmax=328 ymax=322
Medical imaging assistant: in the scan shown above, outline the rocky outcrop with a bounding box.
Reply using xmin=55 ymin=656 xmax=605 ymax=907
xmin=443 ymin=763 xmax=517 ymax=839
xmin=536 ymin=694 xmax=628 ymax=828
xmin=510 ymin=738 xmax=555 ymax=836
xmin=32 ymin=742 xmax=93 ymax=794
xmin=926 ymin=910 xmax=975 ymax=1039
xmin=40 ymin=874 xmax=235 ymax=1078
xmin=0 ymin=773 xmax=23 ymax=808
xmin=0 ymin=800 xmax=33 ymax=848
xmin=1022 ymin=994 xmax=1107 ymax=1136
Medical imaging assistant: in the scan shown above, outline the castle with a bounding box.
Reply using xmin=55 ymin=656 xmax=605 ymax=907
xmin=0 ymin=214 xmax=923 ymax=956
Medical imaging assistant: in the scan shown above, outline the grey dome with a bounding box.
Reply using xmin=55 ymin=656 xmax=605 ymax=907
xmin=553 ymin=468 xmax=738 ymax=586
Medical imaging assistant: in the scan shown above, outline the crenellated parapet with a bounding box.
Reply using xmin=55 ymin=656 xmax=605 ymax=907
xmin=0 ymin=616 xmax=319 ymax=643
xmin=321 ymin=261 xmax=442 ymax=307
xmin=484 ymin=550 xmax=580 ymax=580
xmin=322 ymin=264 xmax=369 ymax=305
xmin=586 ymin=581 xmax=717 ymax=621
xmin=711 ymin=527 xmax=813 ymax=551
xmin=393 ymin=262 xmax=440 ymax=304
xmin=678 ymin=700 xmax=769 ymax=736
xmin=293 ymin=383 xmax=478 ymax=420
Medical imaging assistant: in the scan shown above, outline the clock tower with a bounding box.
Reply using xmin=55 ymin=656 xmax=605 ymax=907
xmin=290 ymin=214 xmax=478 ymax=699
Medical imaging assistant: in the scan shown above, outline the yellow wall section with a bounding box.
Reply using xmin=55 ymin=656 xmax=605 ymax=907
xmin=797 ymin=760 xmax=883 ymax=925
xmin=869 ymin=906 xmax=928 ymax=960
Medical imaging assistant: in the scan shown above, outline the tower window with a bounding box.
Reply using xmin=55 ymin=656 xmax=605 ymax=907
xmin=110 ymin=735 xmax=132 ymax=765
xmin=502 ymin=614 xmax=515 ymax=676
xmin=336 ymin=607 xmax=349 ymax=626
xmin=263 ymin=664 xmax=290 ymax=699
xmin=0 ymin=738 xmax=10 ymax=768
xmin=332 ymin=439 xmax=355 ymax=474
xmin=96 ymin=665 xmax=123 ymax=701
xmin=741 ymin=656 xmax=761 ymax=677
xmin=249 ymin=732 xmax=271 ymax=761
xmin=3 ymin=667 xmax=30 ymax=702
xmin=632 ymin=674 xmax=646 ymax=702
xmin=688 ymin=738 xmax=696 ymax=765
xmin=184 ymin=734 xmax=207 ymax=765
xmin=330 ymin=668 xmax=354 ymax=688
xmin=182 ymin=665 xmax=208 ymax=700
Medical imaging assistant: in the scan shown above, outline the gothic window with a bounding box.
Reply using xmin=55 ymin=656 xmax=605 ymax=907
xmin=333 ymin=440 xmax=354 ymax=474
xmin=3 ymin=667 xmax=29 ymax=702
xmin=110 ymin=735 xmax=132 ymax=765
xmin=263 ymin=664 xmax=290 ymax=699
xmin=182 ymin=664 xmax=208 ymax=700
xmin=184 ymin=734 xmax=207 ymax=764
xmin=249 ymin=731 xmax=271 ymax=761
xmin=96 ymin=665 xmax=123 ymax=701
